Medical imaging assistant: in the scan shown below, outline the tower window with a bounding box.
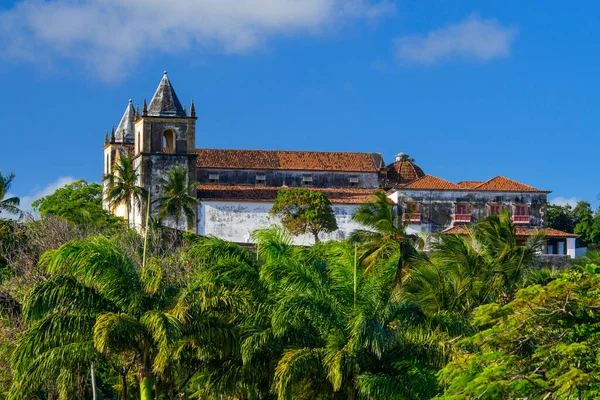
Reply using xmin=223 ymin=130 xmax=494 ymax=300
xmin=162 ymin=129 xmax=175 ymax=154
xmin=138 ymin=132 xmax=141 ymax=153
xmin=106 ymin=154 xmax=109 ymax=174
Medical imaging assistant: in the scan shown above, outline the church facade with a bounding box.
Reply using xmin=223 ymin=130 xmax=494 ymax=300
xmin=103 ymin=73 xmax=578 ymax=256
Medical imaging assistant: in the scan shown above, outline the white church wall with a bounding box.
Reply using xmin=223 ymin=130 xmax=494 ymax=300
xmin=198 ymin=201 xmax=365 ymax=245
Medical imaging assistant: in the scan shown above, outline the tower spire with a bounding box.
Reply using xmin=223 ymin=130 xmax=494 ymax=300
xmin=104 ymin=130 xmax=109 ymax=145
xmin=142 ymin=98 xmax=148 ymax=116
xmin=135 ymin=104 xmax=140 ymax=119
xmin=147 ymin=71 xmax=185 ymax=117
xmin=190 ymin=99 xmax=196 ymax=117
xmin=110 ymin=125 xmax=115 ymax=143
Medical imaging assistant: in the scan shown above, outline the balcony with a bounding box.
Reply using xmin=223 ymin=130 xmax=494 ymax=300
xmin=402 ymin=213 xmax=421 ymax=223
xmin=512 ymin=215 xmax=530 ymax=224
xmin=454 ymin=214 xmax=471 ymax=223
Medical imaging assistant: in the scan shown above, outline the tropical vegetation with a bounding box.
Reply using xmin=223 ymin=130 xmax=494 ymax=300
xmin=1 ymin=179 xmax=600 ymax=399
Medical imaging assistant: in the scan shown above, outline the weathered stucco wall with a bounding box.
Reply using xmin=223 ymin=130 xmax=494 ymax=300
xmin=197 ymin=169 xmax=380 ymax=189
xmin=198 ymin=201 xmax=365 ymax=245
xmin=389 ymin=190 xmax=547 ymax=234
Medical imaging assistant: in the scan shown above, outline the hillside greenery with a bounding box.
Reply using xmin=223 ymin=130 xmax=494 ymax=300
xmin=1 ymin=178 xmax=599 ymax=399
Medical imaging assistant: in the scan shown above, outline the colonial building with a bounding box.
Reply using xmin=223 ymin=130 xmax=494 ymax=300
xmin=102 ymin=73 xmax=578 ymax=256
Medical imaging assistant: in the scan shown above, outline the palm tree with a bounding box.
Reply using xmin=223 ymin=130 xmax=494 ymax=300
xmin=0 ymin=171 xmax=21 ymax=218
xmin=350 ymin=192 xmax=423 ymax=283
xmin=106 ymin=156 xmax=145 ymax=227
xmin=403 ymin=212 xmax=545 ymax=316
xmin=10 ymin=237 xmax=181 ymax=400
xmin=256 ymin=235 xmax=451 ymax=399
xmin=154 ymin=166 xmax=199 ymax=230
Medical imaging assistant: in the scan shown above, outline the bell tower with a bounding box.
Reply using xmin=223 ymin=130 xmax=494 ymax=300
xmin=133 ymin=71 xmax=197 ymax=231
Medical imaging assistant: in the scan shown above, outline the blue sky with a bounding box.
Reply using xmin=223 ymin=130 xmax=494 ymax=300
xmin=1 ymin=0 xmax=598 ymax=211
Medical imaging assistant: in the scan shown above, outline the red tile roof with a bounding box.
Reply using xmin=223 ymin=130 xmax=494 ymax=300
xmin=400 ymin=175 xmax=461 ymax=190
xmin=197 ymin=185 xmax=379 ymax=204
xmin=398 ymin=175 xmax=549 ymax=193
xmin=196 ymin=149 xmax=380 ymax=172
xmin=471 ymin=176 xmax=549 ymax=193
xmin=442 ymin=225 xmax=579 ymax=238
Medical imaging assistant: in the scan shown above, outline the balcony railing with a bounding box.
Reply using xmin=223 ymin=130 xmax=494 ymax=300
xmin=454 ymin=214 xmax=471 ymax=223
xmin=402 ymin=213 xmax=421 ymax=223
xmin=512 ymin=215 xmax=530 ymax=224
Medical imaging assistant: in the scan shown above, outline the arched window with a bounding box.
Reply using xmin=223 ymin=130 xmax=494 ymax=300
xmin=106 ymin=154 xmax=109 ymax=174
xmin=138 ymin=132 xmax=141 ymax=153
xmin=162 ymin=129 xmax=175 ymax=153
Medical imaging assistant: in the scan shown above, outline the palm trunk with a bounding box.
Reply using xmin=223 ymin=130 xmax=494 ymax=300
xmin=121 ymin=372 xmax=128 ymax=400
xmin=126 ymin=196 xmax=131 ymax=227
xmin=139 ymin=358 xmax=155 ymax=400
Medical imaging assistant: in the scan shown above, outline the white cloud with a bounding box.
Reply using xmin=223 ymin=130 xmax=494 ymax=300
xmin=550 ymin=196 xmax=580 ymax=208
xmin=394 ymin=14 xmax=518 ymax=65
xmin=6 ymin=176 xmax=76 ymax=219
xmin=0 ymin=0 xmax=394 ymax=80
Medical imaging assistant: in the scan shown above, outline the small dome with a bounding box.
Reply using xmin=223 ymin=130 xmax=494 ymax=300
xmin=385 ymin=157 xmax=425 ymax=187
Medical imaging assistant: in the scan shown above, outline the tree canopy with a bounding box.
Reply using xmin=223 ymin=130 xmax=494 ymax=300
xmin=270 ymin=188 xmax=338 ymax=242
xmin=32 ymin=179 xmax=124 ymax=229
xmin=438 ymin=264 xmax=600 ymax=399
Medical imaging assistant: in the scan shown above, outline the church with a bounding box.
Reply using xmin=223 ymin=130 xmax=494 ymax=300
xmin=102 ymin=72 xmax=578 ymax=257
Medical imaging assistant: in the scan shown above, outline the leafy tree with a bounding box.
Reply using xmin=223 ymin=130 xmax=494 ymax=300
xmin=0 ymin=171 xmax=21 ymax=218
xmin=270 ymin=188 xmax=338 ymax=242
xmin=106 ymin=155 xmax=146 ymax=227
xmin=573 ymin=201 xmax=600 ymax=246
xmin=32 ymin=179 xmax=124 ymax=230
xmin=154 ymin=166 xmax=199 ymax=229
xmin=437 ymin=264 xmax=600 ymax=399
xmin=350 ymin=192 xmax=423 ymax=282
xmin=546 ymin=203 xmax=575 ymax=233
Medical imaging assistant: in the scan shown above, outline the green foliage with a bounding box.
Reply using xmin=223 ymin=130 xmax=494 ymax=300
xmin=154 ymin=166 xmax=199 ymax=228
xmin=547 ymin=201 xmax=600 ymax=247
xmin=270 ymin=188 xmax=338 ymax=242
xmin=403 ymin=212 xmax=543 ymax=316
xmin=32 ymin=179 xmax=124 ymax=231
xmin=547 ymin=203 xmax=576 ymax=233
xmin=0 ymin=171 xmax=21 ymax=218
xmin=351 ymin=191 xmax=424 ymax=281
xmin=437 ymin=264 xmax=600 ymax=399
xmin=105 ymin=155 xmax=146 ymax=226
xmin=4 ymin=209 xmax=596 ymax=399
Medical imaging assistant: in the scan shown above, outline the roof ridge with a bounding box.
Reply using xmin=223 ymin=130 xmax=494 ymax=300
xmin=196 ymin=148 xmax=381 ymax=155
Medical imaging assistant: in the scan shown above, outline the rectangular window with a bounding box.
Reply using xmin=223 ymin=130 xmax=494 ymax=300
xmin=349 ymin=176 xmax=359 ymax=187
xmin=256 ymin=173 xmax=266 ymax=185
xmin=302 ymin=174 xmax=313 ymax=186
xmin=515 ymin=205 xmax=528 ymax=216
xmin=209 ymin=173 xmax=219 ymax=184
xmin=489 ymin=204 xmax=502 ymax=215
xmin=456 ymin=203 xmax=468 ymax=215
